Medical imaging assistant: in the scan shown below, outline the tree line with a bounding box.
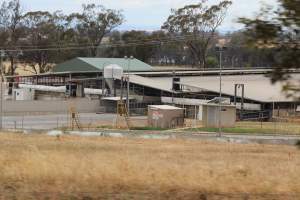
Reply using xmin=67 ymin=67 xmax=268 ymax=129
xmin=0 ymin=0 xmax=291 ymax=76
xmin=0 ymin=0 xmax=124 ymax=75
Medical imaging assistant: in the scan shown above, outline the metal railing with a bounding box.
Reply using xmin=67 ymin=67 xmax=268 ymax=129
xmin=238 ymin=110 xmax=272 ymax=121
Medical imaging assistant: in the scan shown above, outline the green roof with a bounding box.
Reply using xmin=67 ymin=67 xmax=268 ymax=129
xmin=53 ymin=57 xmax=153 ymax=73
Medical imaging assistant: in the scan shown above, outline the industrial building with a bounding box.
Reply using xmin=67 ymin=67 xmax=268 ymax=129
xmin=4 ymin=57 xmax=300 ymax=120
xmin=53 ymin=57 xmax=153 ymax=73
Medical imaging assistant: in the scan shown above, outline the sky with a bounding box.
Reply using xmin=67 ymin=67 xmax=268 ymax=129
xmin=5 ymin=0 xmax=279 ymax=32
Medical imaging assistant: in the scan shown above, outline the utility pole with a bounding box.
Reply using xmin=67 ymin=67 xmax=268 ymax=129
xmin=124 ymin=56 xmax=134 ymax=116
xmin=215 ymin=45 xmax=227 ymax=137
xmin=218 ymin=49 xmax=222 ymax=137
xmin=0 ymin=50 xmax=5 ymax=130
xmin=172 ymin=71 xmax=175 ymax=105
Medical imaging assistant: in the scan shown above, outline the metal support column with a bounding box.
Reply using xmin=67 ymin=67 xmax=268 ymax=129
xmin=102 ymin=70 xmax=105 ymax=96
xmin=218 ymin=50 xmax=223 ymax=137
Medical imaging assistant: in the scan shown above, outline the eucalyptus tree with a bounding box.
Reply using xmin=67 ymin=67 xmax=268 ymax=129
xmin=69 ymin=4 xmax=124 ymax=57
xmin=162 ymin=0 xmax=232 ymax=68
xmin=0 ymin=0 xmax=24 ymax=75
xmin=239 ymin=0 xmax=300 ymax=98
xmin=21 ymin=11 xmax=62 ymax=74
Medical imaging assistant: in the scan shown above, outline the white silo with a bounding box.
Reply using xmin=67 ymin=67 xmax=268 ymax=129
xmin=104 ymin=64 xmax=123 ymax=96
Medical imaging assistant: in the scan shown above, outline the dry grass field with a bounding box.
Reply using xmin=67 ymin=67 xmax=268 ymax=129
xmin=236 ymin=121 xmax=300 ymax=135
xmin=0 ymin=133 xmax=299 ymax=199
xmin=188 ymin=121 xmax=300 ymax=135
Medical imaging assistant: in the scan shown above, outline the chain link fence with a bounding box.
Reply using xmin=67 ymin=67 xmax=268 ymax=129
xmin=171 ymin=105 xmax=300 ymax=134
xmin=2 ymin=106 xmax=300 ymax=135
xmin=1 ymin=112 xmax=149 ymax=131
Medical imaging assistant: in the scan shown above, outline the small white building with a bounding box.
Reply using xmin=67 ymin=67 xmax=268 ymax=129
xmin=202 ymin=103 xmax=236 ymax=128
xmin=12 ymin=88 xmax=35 ymax=101
xmin=148 ymin=105 xmax=184 ymax=129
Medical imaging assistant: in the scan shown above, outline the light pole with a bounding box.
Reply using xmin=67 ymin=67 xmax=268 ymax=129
xmin=215 ymin=45 xmax=227 ymax=137
xmin=0 ymin=50 xmax=6 ymax=130
xmin=124 ymin=56 xmax=134 ymax=116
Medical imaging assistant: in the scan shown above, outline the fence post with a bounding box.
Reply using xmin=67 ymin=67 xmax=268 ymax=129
xmin=273 ymin=117 xmax=277 ymax=134
xmin=22 ymin=115 xmax=24 ymax=130
xmin=57 ymin=117 xmax=59 ymax=129
xmin=194 ymin=105 xmax=197 ymax=128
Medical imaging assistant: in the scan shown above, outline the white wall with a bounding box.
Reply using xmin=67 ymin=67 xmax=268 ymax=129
xmin=161 ymin=97 xmax=208 ymax=105
xmin=3 ymin=99 xmax=100 ymax=115
xmin=12 ymin=88 xmax=35 ymax=101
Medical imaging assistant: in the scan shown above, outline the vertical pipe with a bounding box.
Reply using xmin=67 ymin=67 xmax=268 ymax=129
xmin=234 ymin=84 xmax=237 ymax=105
xmin=218 ymin=50 xmax=222 ymax=137
xmin=22 ymin=115 xmax=24 ymax=130
xmin=120 ymin=77 xmax=124 ymax=100
xmin=241 ymin=84 xmax=245 ymax=111
xmin=68 ymin=73 xmax=72 ymax=97
xmin=194 ymin=105 xmax=197 ymax=128
xmin=172 ymin=71 xmax=175 ymax=105
xmin=127 ymin=58 xmax=131 ymax=116
xmin=102 ymin=69 xmax=105 ymax=96
xmin=113 ymin=79 xmax=116 ymax=97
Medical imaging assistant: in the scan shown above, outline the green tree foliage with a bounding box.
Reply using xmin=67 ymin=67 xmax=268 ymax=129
xmin=162 ymin=0 xmax=232 ymax=68
xmin=206 ymin=56 xmax=218 ymax=68
xmin=239 ymin=0 xmax=300 ymax=97
xmin=0 ymin=0 xmax=124 ymax=75
xmin=100 ymin=30 xmax=165 ymax=63
xmin=69 ymin=4 xmax=124 ymax=57
xmin=21 ymin=11 xmax=60 ymax=73
xmin=0 ymin=0 xmax=24 ymax=75
xmin=224 ymin=31 xmax=275 ymax=68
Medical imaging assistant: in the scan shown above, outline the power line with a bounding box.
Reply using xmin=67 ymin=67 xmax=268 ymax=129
xmin=0 ymin=33 xmax=230 ymax=52
xmin=1 ymin=33 xmax=298 ymax=53
xmin=0 ymin=32 xmax=227 ymax=50
xmin=0 ymin=38 xmax=194 ymax=52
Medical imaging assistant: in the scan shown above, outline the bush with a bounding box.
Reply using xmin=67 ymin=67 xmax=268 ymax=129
xmin=296 ymin=140 xmax=300 ymax=149
xmin=206 ymin=56 xmax=218 ymax=68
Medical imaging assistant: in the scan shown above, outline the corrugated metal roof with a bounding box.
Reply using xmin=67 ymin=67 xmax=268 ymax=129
xmin=179 ymin=75 xmax=293 ymax=103
xmin=53 ymin=57 xmax=152 ymax=73
xmin=148 ymin=75 xmax=300 ymax=103
xmin=125 ymin=74 xmax=175 ymax=93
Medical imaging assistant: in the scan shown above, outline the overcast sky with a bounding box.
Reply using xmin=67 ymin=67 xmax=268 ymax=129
xmin=5 ymin=0 xmax=279 ymax=32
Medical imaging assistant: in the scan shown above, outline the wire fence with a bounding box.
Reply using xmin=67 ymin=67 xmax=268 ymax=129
xmin=1 ymin=112 xmax=150 ymax=131
xmin=2 ymin=109 xmax=300 ymax=135
xmin=170 ymin=105 xmax=300 ymax=135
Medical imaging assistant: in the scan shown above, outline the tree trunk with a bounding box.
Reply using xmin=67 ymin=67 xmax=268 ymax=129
xmin=9 ymin=56 xmax=16 ymax=76
xmin=201 ymin=53 xmax=207 ymax=69
xmin=89 ymin=46 xmax=98 ymax=57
